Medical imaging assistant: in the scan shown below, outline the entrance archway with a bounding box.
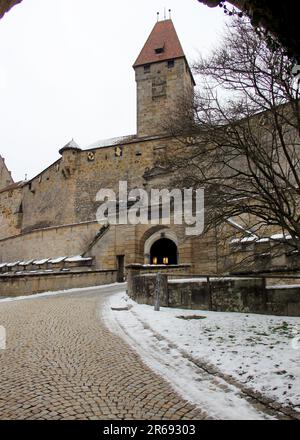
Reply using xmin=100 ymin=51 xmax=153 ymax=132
xmin=150 ymin=238 xmax=178 ymax=265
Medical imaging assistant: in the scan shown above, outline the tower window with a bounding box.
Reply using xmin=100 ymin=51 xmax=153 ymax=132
xmin=144 ymin=64 xmax=150 ymax=74
xmin=168 ymin=60 xmax=174 ymax=69
xmin=155 ymin=47 xmax=164 ymax=54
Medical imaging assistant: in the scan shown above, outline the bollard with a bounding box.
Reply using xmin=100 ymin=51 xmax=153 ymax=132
xmin=0 ymin=325 xmax=6 ymax=350
xmin=154 ymin=272 xmax=162 ymax=311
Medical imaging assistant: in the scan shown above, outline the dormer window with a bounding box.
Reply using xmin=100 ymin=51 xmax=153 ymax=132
xmin=155 ymin=44 xmax=165 ymax=54
xmin=144 ymin=64 xmax=150 ymax=74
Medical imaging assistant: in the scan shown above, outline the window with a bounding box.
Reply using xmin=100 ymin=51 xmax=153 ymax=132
xmin=168 ymin=60 xmax=174 ymax=69
xmin=155 ymin=47 xmax=164 ymax=54
xmin=144 ymin=64 xmax=150 ymax=74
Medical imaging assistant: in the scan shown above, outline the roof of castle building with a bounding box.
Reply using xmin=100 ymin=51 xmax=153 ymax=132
xmin=87 ymin=135 xmax=137 ymax=150
xmin=59 ymin=139 xmax=81 ymax=155
xmin=0 ymin=180 xmax=25 ymax=195
xmin=86 ymin=132 xmax=173 ymax=150
xmin=133 ymin=19 xmax=185 ymax=67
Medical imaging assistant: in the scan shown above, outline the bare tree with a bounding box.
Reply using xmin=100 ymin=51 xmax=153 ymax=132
xmin=158 ymin=18 xmax=300 ymax=271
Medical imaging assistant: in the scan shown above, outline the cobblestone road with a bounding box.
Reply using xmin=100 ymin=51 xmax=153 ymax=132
xmin=0 ymin=286 xmax=207 ymax=420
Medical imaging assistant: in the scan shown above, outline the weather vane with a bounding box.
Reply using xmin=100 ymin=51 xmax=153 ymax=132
xmin=157 ymin=8 xmax=171 ymax=21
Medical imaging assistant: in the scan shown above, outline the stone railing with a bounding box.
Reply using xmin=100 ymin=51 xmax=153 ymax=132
xmin=127 ymin=270 xmax=300 ymax=317
xmin=0 ymin=269 xmax=118 ymax=297
xmin=0 ymin=255 xmax=94 ymax=275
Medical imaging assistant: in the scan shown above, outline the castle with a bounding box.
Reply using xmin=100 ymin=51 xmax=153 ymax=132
xmin=1 ymin=18 xmax=292 ymax=297
xmin=0 ymin=19 xmax=221 ymax=290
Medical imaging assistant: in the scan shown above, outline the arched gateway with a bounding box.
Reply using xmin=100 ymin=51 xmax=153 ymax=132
xmin=150 ymin=238 xmax=178 ymax=265
xmin=143 ymin=230 xmax=179 ymax=265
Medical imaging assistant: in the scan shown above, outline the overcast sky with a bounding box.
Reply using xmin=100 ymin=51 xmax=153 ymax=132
xmin=0 ymin=0 xmax=228 ymax=182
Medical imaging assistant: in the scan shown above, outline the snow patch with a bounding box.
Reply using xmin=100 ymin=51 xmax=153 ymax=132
xmin=104 ymin=292 xmax=300 ymax=417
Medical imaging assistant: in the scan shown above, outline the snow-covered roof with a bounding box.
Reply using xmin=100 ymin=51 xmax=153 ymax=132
xmin=231 ymin=233 xmax=294 ymax=245
xmin=87 ymin=134 xmax=136 ymax=150
xmin=0 ymin=254 xmax=93 ymax=272
xmin=65 ymin=255 xmax=92 ymax=263
xmin=270 ymin=233 xmax=292 ymax=241
xmin=33 ymin=258 xmax=50 ymax=265
xmin=59 ymin=139 xmax=81 ymax=155
xmin=6 ymin=261 xmax=20 ymax=267
xmin=230 ymin=236 xmax=257 ymax=244
xmin=169 ymin=277 xmax=255 ymax=284
xmin=19 ymin=260 xmax=34 ymax=266
xmin=227 ymin=218 xmax=258 ymax=238
xmin=48 ymin=257 xmax=67 ymax=264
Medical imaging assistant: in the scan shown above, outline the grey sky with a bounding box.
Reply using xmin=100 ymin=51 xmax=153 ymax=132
xmin=0 ymin=0 xmax=228 ymax=182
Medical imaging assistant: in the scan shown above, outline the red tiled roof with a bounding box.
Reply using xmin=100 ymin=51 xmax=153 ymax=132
xmin=133 ymin=19 xmax=186 ymax=67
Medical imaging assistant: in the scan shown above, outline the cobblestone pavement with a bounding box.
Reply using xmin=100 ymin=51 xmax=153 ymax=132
xmin=0 ymin=286 xmax=208 ymax=420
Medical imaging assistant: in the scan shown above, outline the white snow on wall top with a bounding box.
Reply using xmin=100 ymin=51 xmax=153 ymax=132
xmin=87 ymin=134 xmax=136 ymax=150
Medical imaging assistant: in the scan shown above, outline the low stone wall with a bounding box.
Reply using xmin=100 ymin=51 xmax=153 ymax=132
xmin=131 ymin=274 xmax=169 ymax=307
xmin=267 ymin=286 xmax=300 ymax=316
xmin=126 ymin=264 xmax=192 ymax=298
xmin=0 ymin=270 xmax=117 ymax=297
xmin=208 ymin=278 xmax=268 ymax=314
xmin=128 ymin=274 xmax=300 ymax=317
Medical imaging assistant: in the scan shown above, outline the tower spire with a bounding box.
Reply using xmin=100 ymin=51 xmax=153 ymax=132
xmin=133 ymin=19 xmax=195 ymax=138
xmin=133 ymin=20 xmax=186 ymax=67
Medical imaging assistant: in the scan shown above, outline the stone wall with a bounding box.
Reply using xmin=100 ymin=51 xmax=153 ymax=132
xmin=0 ymin=221 xmax=100 ymax=263
xmin=126 ymin=264 xmax=192 ymax=302
xmin=0 ymin=136 xmax=163 ymax=239
xmin=130 ymin=273 xmax=169 ymax=307
xmin=0 ymin=184 xmax=23 ymax=240
xmin=21 ymin=159 xmax=76 ymax=233
xmin=0 ymin=269 xmax=117 ymax=297
xmin=0 ymin=156 xmax=13 ymax=190
xmin=267 ymin=286 xmax=300 ymax=316
xmin=128 ymin=274 xmax=300 ymax=317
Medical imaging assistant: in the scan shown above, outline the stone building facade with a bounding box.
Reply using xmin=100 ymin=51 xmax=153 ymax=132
xmin=0 ymin=19 xmax=220 ymax=281
xmin=0 ymin=19 xmax=292 ymax=285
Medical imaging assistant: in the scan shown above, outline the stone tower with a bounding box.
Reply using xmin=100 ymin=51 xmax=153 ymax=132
xmin=0 ymin=155 xmax=13 ymax=191
xmin=133 ymin=19 xmax=195 ymax=138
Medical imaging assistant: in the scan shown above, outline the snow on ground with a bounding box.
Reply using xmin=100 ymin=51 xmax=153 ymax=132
xmin=104 ymin=292 xmax=300 ymax=418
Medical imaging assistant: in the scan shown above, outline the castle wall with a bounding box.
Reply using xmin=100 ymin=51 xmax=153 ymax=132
xmin=0 ymin=270 xmax=118 ymax=297
xmin=0 ymin=19 xmax=217 ymax=278
xmin=0 ymin=211 xmax=218 ymax=277
xmin=0 ymin=221 xmax=100 ymax=263
xmin=17 ymin=138 xmax=160 ymax=235
xmin=21 ymin=158 xmax=78 ymax=233
xmin=0 ymin=156 xmax=13 ymax=190
xmin=73 ymin=139 xmax=155 ymax=224
xmin=0 ymin=185 xmax=22 ymax=240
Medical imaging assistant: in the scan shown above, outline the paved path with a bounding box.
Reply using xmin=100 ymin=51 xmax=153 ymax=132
xmin=0 ymin=286 xmax=207 ymax=420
